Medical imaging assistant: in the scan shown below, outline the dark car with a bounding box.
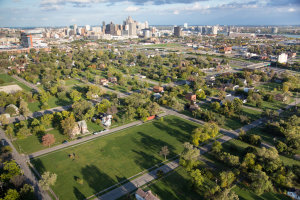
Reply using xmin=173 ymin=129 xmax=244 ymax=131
xmin=62 ymin=140 xmax=68 ymax=144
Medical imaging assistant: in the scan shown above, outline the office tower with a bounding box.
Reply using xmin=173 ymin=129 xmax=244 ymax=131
xmin=73 ymin=24 xmax=77 ymax=35
xmin=145 ymin=21 xmax=149 ymax=29
xmin=105 ymin=22 xmax=115 ymax=35
xmin=20 ymin=32 xmax=33 ymax=48
xmin=143 ymin=29 xmax=151 ymax=38
xmin=102 ymin=21 xmax=106 ymax=34
xmin=212 ymin=26 xmax=218 ymax=35
xmin=184 ymin=23 xmax=188 ymax=29
xmin=174 ymin=26 xmax=182 ymax=37
xmin=85 ymin=25 xmax=90 ymax=31
xmin=129 ymin=22 xmax=137 ymax=36
xmin=272 ymin=27 xmax=278 ymax=34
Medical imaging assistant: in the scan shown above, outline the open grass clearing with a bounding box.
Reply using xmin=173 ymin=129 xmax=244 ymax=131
xmin=31 ymin=115 xmax=201 ymax=200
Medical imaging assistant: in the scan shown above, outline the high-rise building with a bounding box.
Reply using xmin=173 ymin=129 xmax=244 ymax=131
xmin=85 ymin=25 xmax=90 ymax=31
xmin=272 ymin=27 xmax=278 ymax=34
xmin=145 ymin=21 xmax=149 ymax=29
xmin=184 ymin=23 xmax=188 ymax=29
xmin=129 ymin=22 xmax=137 ymax=36
xmin=105 ymin=22 xmax=115 ymax=35
xmin=212 ymin=26 xmax=218 ymax=35
xmin=73 ymin=24 xmax=77 ymax=35
xmin=174 ymin=26 xmax=183 ymax=37
xmin=20 ymin=32 xmax=33 ymax=48
xmin=102 ymin=21 xmax=106 ymax=34
xmin=278 ymin=53 xmax=288 ymax=64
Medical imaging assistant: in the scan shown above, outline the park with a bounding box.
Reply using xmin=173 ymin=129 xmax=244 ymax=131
xmin=31 ymin=115 xmax=200 ymax=199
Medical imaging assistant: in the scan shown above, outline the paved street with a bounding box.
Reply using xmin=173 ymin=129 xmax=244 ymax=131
xmin=0 ymin=128 xmax=51 ymax=200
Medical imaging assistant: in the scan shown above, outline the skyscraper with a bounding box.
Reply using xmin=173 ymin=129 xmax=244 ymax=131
xmin=174 ymin=26 xmax=182 ymax=37
xmin=129 ymin=22 xmax=137 ymax=36
xmin=20 ymin=32 xmax=33 ymax=48
xmin=184 ymin=23 xmax=188 ymax=29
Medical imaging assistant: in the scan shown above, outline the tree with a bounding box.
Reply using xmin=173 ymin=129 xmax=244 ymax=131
xmin=19 ymin=99 xmax=30 ymax=119
xmin=159 ymin=146 xmax=169 ymax=160
xmin=220 ymin=171 xmax=236 ymax=188
xmin=241 ymin=153 xmax=256 ymax=169
xmin=196 ymin=89 xmax=206 ymax=99
xmin=5 ymin=126 xmax=14 ymax=140
xmin=42 ymin=134 xmax=55 ymax=147
xmin=233 ymin=98 xmax=243 ymax=113
xmin=179 ymin=142 xmax=200 ymax=171
xmin=0 ymin=114 xmax=9 ymax=125
xmin=216 ymin=188 xmax=239 ymax=200
xmin=3 ymin=189 xmax=20 ymax=200
xmin=95 ymin=99 xmax=111 ymax=113
xmin=61 ymin=115 xmax=76 ymax=138
xmin=248 ymin=170 xmax=273 ymax=195
xmin=40 ymin=114 xmax=53 ymax=127
xmin=72 ymin=100 xmax=94 ymax=120
xmin=70 ymin=90 xmax=82 ymax=102
xmin=1 ymin=161 xmax=22 ymax=181
xmin=192 ymin=122 xmax=219 ymax=145
xmin=190 ymin=169 xmax=204 ymax=187
xmin=211 ymin=102 xmax=221 ymax=112
xmin=39 ymin=172 xmax=57 ymax=191
xmin=212 ymin=141 xmax=222 ymax=154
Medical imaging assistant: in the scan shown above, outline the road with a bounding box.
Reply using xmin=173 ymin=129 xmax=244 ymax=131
xmin=0 ymin=128 xmax=51 ymax=200
xmin=12 ymin=75 xmax=40 ymax=92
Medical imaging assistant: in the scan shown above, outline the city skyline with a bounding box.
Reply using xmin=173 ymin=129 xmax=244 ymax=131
xmin=0 ymin=0 xmax=300 ymax=27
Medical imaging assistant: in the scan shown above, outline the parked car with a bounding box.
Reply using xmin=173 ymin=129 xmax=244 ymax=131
xmin=62 ymin=140 xmax=68 ymax=144
xmin=93 ymin=132 xmax=99 ymax=135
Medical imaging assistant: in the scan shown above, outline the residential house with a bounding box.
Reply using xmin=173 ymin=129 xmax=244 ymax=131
xmin=102 ymin=114 xmax=112 ymax=127
xmin=274 ymin=93 xmax=288 ymax=102
xmin=153 ymin=86 xmax=164 ymax=93
xmin=185 ymin=93 xmax=197 ymax=102
xmin=108 ymin=77 xmax=117 ymax=83
xmin=77 ymin=120 xmax=89 ymax=134
xmin=6 ymin=104 xmax=19 ymax=115
xmin=100 ymin=78 xmax=109 ymax=86
xmin=135 ymin=188 xmax=160 ymax=200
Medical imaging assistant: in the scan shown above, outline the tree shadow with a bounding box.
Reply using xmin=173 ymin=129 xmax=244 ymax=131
xmin=152 ymin=120 xmax=191 ymax=143
xmin=132 ymin=150 xmax=161 ymax=170
xmin=134 ymin=132 xmax=176 ymax=155
xmin=73 ymin=187 xmax=85 ymax=200
xmin=81 ymin=165 xmax=116 ymax=194
xmin=30 ymin=158 xmax=46 ymax=174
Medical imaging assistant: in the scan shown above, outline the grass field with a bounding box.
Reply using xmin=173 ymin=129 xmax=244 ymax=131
xmin=0 ymin=73 xmax=32 ymax=92
xmin=28 ymin=96 xmax=73 ymax=112
xmin=145 ymin=167 xmax=200 ymax=200
xmin=0 ymin=73 xmax=14 ymax=86
xmin=31 ymin=115 xmax=200 ymax=200
xmin=13 ymin=129 xmax=69 ymax=154
xmin=233 ymin=185 xmax=292 ymax=200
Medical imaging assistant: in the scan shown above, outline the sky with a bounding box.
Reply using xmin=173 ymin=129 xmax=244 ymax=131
xmin=0 ymin=0 xmax=299 ymax=27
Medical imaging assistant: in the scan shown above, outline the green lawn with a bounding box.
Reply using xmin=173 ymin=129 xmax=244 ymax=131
xmin=86 ymin=121 xmax=104 ymax=133
xmin=28 ymin=96 xmax=73 ymax=112
xmin=0 ymin=73 xmax=14 ymax=85
xmin=31 ymin=115 xmax=200 ymax=200
xmin=12 ymin=129 xmax=68 ymax=154
xmin=0 ymin=73 xmax=32 ymax=92
xmin=233 ymin=185 xmax=292 ymax=200
xmin=144 ymin=167 xmax=200 ymax=200
xmin=65 ymin=79 xmax=82 ymax=86
xmin=257 ymin=82 xmax=282 ymax=92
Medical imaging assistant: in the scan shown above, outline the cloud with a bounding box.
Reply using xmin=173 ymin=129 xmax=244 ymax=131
xmin=124 ymin=6 xmax=139 ymax=12
xmin=288 ymin=8 xmax=295 ymax=12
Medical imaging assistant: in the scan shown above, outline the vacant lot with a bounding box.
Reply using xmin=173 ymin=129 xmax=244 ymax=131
xmin=31 ymin=115 xmax=200 ymax=200
xmin=0 ymin=73 xmax=32 ymax=92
